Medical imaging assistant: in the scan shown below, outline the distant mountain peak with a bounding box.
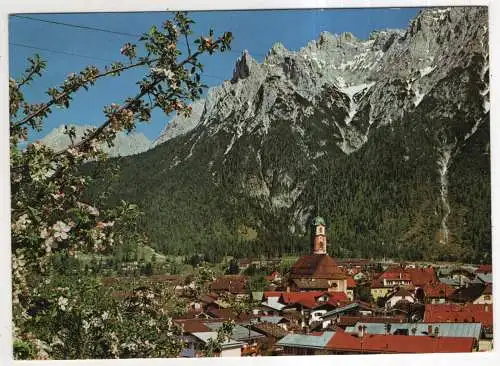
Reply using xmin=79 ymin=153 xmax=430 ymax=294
xmin=100 ymin=7 xmax=490 ymax=263
xmin=41 ymin=123 xmax=151 ymax=157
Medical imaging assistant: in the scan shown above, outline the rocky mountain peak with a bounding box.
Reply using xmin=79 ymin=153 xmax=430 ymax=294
xmin=231 ymin=50 xmax=257 ymax=83
xmin=41 ymin=124 xmax=151 ymax=157
xmin=268 ymin=42 xmax=289 ymax=56
xmin=104 ymin=7 xmax=490 ymax=263
xmin=154 ymin=6 xmax=488 ymax=156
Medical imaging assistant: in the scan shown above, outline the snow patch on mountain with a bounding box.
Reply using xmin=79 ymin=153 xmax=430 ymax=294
xmin=419 ymin=66 xmax=436 ymax=77
xmin=464 ymin=118 xmax=484 ymax=141
xmin=340 ymin=82 xmax=375 ymax=125
xmin=414 ymin=89 xmax=426 ymax=107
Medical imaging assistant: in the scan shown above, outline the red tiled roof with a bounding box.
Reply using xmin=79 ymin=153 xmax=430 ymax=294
xmin=407 ymin=268 xmax=438 ymax=287
xmin=424 ymin=304 xmax=493 ymax=328
xmin=424 ymin=311 xmax=493 ymax=329
xmin=423 ymin=282 xmax=454 ymax=298
xmin=380 ymin=272 xmax=411 ymax=281
xmin=385 ymin=264 xmax=405 ymax=272
xmin=175 ymin=319 xmax=222 ymax=333
xmin=211 ymin=275 xmax=248 ymax=294
xmin=294 ymin=297 xmax=318 ymax=309
xmin=426 ymin=303 xmax=491 ymax=313
xmin=327 ymin=329 xmax=474 ymax=353
xmin=275 ymin=291 xmax=349 ymax=309
xmin=292 ymin=278 xmax=333 ymax=290
xmin=199 ymin=294 xmax=217 ymax=304
xmin=251 ymin=322 xmax=287 ymax=338
xmin=370 ymin=278 xmax=386 ymax=289
xmin=476 ymin=264 xmax=492 ymax=274
xmin=326 ymin=292 xmax=349 ymax=305
xmin=290 ymin=254 xmax=348 ymax=279
xmin=280 ymin=291 xmax=325 ymax=305
xmin=263 ymin=291 xmax=283 ymax=299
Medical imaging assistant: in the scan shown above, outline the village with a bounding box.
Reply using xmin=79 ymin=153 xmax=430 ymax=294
xmin=100 ymin=215 xmax=493 ymax=357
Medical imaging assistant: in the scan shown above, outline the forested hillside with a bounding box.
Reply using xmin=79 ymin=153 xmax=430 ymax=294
xmin=87 ymin=7 xmax=490 ymax=263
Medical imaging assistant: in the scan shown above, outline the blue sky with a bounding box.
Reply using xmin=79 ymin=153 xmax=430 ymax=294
xmin=9 ymin=8 xmax=421 ymax=142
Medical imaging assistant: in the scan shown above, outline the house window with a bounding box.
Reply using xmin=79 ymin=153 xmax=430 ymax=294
xmin=484 ymin=295 xmax=491 ymax=300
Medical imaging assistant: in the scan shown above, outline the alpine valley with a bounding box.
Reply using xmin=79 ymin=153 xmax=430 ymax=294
xmin=88 ymin=7 xmax=490 ymax=263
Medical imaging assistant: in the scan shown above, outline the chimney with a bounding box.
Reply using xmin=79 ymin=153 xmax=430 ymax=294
xmin=358 ymin=325 xmax=365 ymax=337
xmin=385 ymin=323 xmax=392 ymax=335
xmin=434 ymin=326 xmax=439 ymax=337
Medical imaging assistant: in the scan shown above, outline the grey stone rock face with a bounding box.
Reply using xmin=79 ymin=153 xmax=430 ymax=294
xmin=41 ymin=124 xmax=151 ymax=157
xmin=157 ymin=8 xmax=487 ymax=223
xmin=156 ymin=7 xmax=488 ymax=156
xmin=153 ymin=100 xmax=205 ymax=147
xmin=105 ymin=7 xmax=490 ymax=260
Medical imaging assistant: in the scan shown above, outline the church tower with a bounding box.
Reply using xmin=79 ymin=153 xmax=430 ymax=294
xmin=311 ymin=216 xmax=327 ymax=255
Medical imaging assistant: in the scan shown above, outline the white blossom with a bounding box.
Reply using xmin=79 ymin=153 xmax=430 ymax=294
xmin=52 ymin=221 xmax=71 ymax=241
xmin=147 ymin=319 xmax=157 ymax=327
xmin=13 ymin=214 xmax=31 ymax=232
xmin=57 ymin=296 xmax=69 ymax=311
xmin=77 ymin=202 xmax=100 ymax=216
xmin=51 ymin=192 xmax=65 ymax=200
xmin=67 ymin=147 xmax=83 ymax=158
xmin=51 ymin=336 xmax=64 ymax=347
xmin=40 ymin=227 xmax=50 ymax=239
xmin=82 ymin=319 xmax=90 ymax=331
xmin=43 ymin=237 xmax=55 ymax=253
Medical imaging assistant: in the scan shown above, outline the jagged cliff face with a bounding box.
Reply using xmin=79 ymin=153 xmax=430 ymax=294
xmin=153 ymin=100 xmax=205 ymax=146
xmin=41 ymin=124 xmax=151 ymax=157
xmin=156 ymin=8 xmax=488 ymax=152
xmin=103 ymin=7 xmax=490 ymax=262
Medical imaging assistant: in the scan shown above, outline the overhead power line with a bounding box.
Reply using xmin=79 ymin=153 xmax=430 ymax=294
xmin=10 ymin=41 xmax=229 ymax=82
xmin=12 ymin=14 xmax=141 ymax=38
xmin=10 ymin=42 xmax=116 ymax=63
xmin=12 ymin=14 xmax=267 ymax=59
xmin=11 ymin=43 xmax=330 ymax=96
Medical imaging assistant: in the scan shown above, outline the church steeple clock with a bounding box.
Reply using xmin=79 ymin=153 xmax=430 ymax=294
xmin=311 ymin=216 xmax=327 ymax=255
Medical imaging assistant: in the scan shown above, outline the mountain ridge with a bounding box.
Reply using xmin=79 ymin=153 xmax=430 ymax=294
xmin=41 ymin=124 xmax=151 ymax=157
xmin=92 ymin=7 xmax=490 ymax=263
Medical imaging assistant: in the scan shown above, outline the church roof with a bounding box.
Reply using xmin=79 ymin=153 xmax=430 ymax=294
xmin=290 ymin=254 xmax=348 ymax=280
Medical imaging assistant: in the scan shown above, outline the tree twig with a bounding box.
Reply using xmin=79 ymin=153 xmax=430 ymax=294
xmin=10 ymin=58 xmax=159 ymax=131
